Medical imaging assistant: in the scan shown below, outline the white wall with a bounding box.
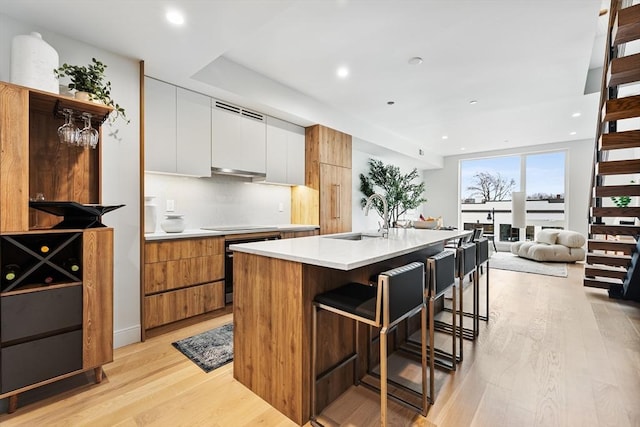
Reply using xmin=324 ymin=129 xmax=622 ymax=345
xmin=0 ymin=14 xmax=141 ymax=348
xmin=145 ymin=173 xmax=292 ymax=229
xmin=423 ymin=139 xmax=594 ymax=238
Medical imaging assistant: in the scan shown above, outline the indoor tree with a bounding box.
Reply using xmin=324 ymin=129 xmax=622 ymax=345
xmin=359 ymin=158 xmax=426 ymax=226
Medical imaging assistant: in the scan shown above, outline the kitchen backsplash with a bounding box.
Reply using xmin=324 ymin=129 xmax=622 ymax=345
xmin=145 ymin=173 xmax=293 ymax=231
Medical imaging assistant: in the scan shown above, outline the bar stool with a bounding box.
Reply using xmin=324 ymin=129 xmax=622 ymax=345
xmin=437 ymin=242 xmax=477 ymax=362
xmin=474 ymin=237 xmax=490 ymax=322
xmin=311 ymin=262 xmax=428 ymax=427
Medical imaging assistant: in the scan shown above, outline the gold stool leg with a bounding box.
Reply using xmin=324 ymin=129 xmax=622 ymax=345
xmin=380 ymin=326 xmax=388 ymax=427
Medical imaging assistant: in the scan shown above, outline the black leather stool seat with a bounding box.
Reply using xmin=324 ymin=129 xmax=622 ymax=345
xmin=314 ymin=283 xmax=377 ymax=321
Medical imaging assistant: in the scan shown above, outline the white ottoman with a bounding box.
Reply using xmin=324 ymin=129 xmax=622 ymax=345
xmin=511 ymin=229 xmax=585 ymax=262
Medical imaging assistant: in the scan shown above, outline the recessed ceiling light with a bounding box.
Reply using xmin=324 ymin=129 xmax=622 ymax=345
xmin=469 ymin=100 xmax=478 ymax=105
xmin=442 ymin=135 xmax=448 ymax=140
xmin=166 ymin=10 xmax=185 ymax=25
xmin=408 ymin=57 xmax=423 ymax=65
xmin=572 ymin=112 xmax=581 ymax=118
xmin=336 ymin=66 xmax=349 ymax=78
xmin=570 ymin=131 xmax=577 ymax=135
xmin=460 ymin=147 xmax=466 ymax=151
xmin=387 ymin=101 xmax=395 ymax=105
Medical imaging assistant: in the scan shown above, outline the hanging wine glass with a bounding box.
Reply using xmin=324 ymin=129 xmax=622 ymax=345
xmin=57 ymin=108 xmax=78 ymax=145
xmin=78 ymin=113 xmax=99 ymax=149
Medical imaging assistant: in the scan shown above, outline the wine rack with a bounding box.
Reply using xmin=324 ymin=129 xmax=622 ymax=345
xmin=1 ymin=232 xmax=82 ymax=293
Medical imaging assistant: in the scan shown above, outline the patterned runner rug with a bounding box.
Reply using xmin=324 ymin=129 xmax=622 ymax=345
xmin=172 ymin=323 xmax=233 ymax=372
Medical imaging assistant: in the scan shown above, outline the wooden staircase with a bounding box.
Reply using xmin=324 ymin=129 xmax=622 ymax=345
xmin=585 ymin=0 xmax=640 ymax=300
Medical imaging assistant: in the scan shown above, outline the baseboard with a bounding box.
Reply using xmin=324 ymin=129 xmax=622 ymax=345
xmin=114 ymin=324 xmax=141 ymax=348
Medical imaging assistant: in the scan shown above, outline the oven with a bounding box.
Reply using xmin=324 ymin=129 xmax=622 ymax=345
xmin=224 ymin=233 xmax=280 ymax=304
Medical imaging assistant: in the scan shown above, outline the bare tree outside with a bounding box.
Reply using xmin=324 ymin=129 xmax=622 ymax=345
xmin=466 ymin=171 xmax=515 ymax=201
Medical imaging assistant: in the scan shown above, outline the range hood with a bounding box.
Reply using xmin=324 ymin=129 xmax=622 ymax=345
xmin=211 ymin=167 xmax=266 ymax=179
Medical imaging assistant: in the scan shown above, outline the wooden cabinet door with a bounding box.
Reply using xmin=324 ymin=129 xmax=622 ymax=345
xmin=319 ymin=164 xmax=352 ymax=234
xmin=82 ymin=228 xmax=113 ymax=368
xmin=0 ymin=83 xmax=29 ymax=232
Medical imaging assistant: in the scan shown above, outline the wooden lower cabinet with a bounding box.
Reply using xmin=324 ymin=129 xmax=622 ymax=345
xmin=143 ymin=236 xmax=225 ymax=331
xmin=0 ymin=228 xmax=113 ymax=412
xmin=280 ymin=229 xmax=319 ymax=239
xmin=144 ymin=281 xmax=224 ymax=329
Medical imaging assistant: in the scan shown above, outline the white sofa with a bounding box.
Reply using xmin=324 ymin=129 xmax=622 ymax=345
xmin=510 ymin=229 xmax=586 ymax=262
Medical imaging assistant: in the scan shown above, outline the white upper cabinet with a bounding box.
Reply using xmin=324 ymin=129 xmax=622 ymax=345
xmin=211 ymin=100 xmax=266 ymax=175
xmin=144 ymin=77 xmax=211 ymax=176
xmin=265 ymin=116 xmax=305 ymax=185
xmin=176 ymin=88 xmax=211 ymax=177
xmin=145 ymin=77 xmax=176 ymax=173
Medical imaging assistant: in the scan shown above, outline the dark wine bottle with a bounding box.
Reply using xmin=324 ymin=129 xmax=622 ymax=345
xmin=43 ymin=276 xmax=54 ymax=285
xmin=64 ymin=258 xmax=81 ymax=273
xmin=3 ymin=264 xmax=21 ymax=282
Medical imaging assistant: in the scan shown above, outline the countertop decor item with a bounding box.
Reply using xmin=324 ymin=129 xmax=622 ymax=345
xmin=359 ymin=158 xmax=426 ymax=227
xmin=28 ymin=201 xmax=124 ymax=229
xmin=54 ymin=58 xmax=129 ymax=124
xmin=11 ymin=32 xmax=59 ymax=93
xmin=161 ymin=213 xmax=185 ymax=233
xmin=144 ymin=196 xmax=158 ymax=234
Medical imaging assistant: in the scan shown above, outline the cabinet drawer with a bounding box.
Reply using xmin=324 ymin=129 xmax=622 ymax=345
xmin=1 ymin=329 xmax=82 ymax=393
xmin=143 ymin=281 xmax=224 ymax=329
xmin=1 ymin=286 xmax=82 ymax=343
xmin=145 ymin=237 xmax=224 ymax=263
xmin=144 ymin=254 xmax=224 ymax=294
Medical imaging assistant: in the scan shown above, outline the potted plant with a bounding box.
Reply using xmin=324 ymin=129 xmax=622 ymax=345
xmin=359 ymin=158 xmax=426 ymax=227
xmin=612 ymin=180 xmax=636 ymax=225
xmin=54 ymin=57 xmax=128 ymax=124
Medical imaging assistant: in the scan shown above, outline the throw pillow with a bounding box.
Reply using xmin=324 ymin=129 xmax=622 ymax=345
xmin=556 ymin=231 xmax=586 ymax=248
xmin=536 ymin=229 xmax=559 ymax=245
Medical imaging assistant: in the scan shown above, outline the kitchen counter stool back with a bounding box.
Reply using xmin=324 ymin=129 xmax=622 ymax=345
xmin=311 ymin=262 xmax=428 ymax=427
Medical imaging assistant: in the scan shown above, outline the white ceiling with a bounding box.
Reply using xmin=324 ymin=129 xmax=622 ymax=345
xmin=0 ymin=0 xmax=607 ymax=168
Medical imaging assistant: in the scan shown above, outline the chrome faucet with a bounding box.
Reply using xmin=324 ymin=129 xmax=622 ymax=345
xmin=364 ymin=193 xmax=389 ymax=238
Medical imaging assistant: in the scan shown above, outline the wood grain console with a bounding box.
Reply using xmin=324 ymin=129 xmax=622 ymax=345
xmin=0 ymin=81 xmax=115 ymax=413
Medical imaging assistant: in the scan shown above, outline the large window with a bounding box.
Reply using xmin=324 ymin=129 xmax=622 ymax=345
xmin=460 ymin=151 xmax=566 ymax=243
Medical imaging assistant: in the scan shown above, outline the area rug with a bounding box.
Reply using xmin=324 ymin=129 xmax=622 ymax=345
xmin=172 ymin=323 xmax=233 ymax=373
xmin=489 ymin=252 xmax=568 ymax=277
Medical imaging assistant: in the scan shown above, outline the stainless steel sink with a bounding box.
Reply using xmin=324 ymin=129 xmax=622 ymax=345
xmin=323 ymin=232 xmax=383 ymax=241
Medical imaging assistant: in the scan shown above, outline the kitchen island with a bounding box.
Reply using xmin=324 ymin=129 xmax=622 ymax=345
xmin=230 ymin=228 xmax=469 ymax=425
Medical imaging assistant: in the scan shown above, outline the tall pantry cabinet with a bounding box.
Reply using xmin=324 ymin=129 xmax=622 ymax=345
xmin=292 ymin=124 xmax=352 ymax=234
xmin=0 ymin=82 xmax=114 ymax=413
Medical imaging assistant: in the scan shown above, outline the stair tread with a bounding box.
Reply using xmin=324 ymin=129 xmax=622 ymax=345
xmin=587 ymin=253 xmax=632 ymax=267
xmin=592 ymin=206 xmax=640 ymax=217
xmin=595 ymin=184 xmax=640 ymax=197
xmin=612 ymin=3 xmax=640 ymax=45
xmin=584 ymin=277 xmax=621 ymax=289
xmin=600 ymin=130 xmax=640 ymax=150
xmin=597 ymin=159 xmax=640 ymax=175
xmin=585 ymin=263 xmax=628 ymax=277
xmin=590 ymin=223 xmax=640 ymax=236
xmin=588 ymin=238 xmax=637 ymax=255
xmin=603 ymin=95 xmax=640 ymax=122
xmin=608 ymin=52 xmax=640 ymax=86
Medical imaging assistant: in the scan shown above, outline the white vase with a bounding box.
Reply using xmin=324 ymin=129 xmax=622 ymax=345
xmin=144 ymin=196 xmax=157 ymax=233
xmin=10 ymin=32 xmax=59 ymax=93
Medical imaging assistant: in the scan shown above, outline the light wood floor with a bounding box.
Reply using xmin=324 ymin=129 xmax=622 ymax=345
xmin=1 ymin=263 xmax=639 ymax=427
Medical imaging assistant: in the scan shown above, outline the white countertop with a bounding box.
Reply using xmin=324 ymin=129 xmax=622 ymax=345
xmin=145 ymin=224 xmax=319 ymax=241
xmin=230 ymin=228 xmax=470 ymax=270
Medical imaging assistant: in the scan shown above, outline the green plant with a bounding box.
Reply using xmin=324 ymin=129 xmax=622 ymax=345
xmin=359 ymin=158 xmax=426 ymax=226
xmin=611 ymin=180 xmax=636 ymax=207
xmin=54 ymin=58 xmax=128 ymax=124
